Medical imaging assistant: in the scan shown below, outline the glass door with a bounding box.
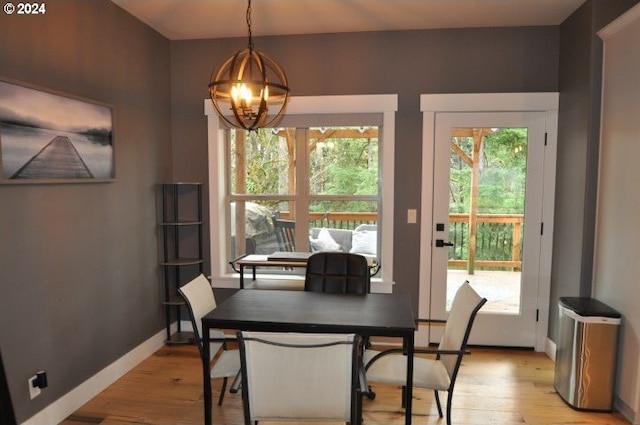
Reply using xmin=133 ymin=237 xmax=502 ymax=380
xmin=430 ymin=111 xmax=547 ymax=347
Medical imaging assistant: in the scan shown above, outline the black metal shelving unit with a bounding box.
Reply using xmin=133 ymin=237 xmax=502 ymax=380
xmin=159 ymin=182 xmax=203 ymax=344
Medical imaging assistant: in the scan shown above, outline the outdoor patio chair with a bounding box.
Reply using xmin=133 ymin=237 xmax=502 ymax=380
xmin=272 ymin=215 xmax=296 ymax=252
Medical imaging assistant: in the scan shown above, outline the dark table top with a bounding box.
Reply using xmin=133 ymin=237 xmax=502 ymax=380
xmin=202 ymin=289 xmax=416 ymax=337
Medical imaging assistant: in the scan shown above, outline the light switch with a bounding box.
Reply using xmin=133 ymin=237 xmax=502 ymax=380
xmin=407 ymin=209 xmax=417 ymax=224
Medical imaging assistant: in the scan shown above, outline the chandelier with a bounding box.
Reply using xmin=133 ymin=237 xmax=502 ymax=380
xmin=208 ymin=0 xmax=290 ymax=131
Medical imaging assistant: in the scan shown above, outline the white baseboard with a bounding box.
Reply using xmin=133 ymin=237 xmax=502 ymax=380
xmin=180 ymin=320 xmax=193 ymax=332
xmin=545 ymin=337 xmax=556 ymax=362
xmin=614 ymin=395 xmax=640 ymax=425
xmin=20 ymin=328 xmax=166 ymax=425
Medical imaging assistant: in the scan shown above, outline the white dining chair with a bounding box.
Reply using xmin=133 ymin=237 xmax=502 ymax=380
xmin=178 ymin=273 xmax=240 ymax=405
xmin=237 ymin=331 xmax=366 ymax=425
xmin=365 ymin=281 xmax=487 ymax=425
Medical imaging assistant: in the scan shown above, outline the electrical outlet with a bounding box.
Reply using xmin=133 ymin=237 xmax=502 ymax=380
xmin=28 ymin=376 xmax=41 ymax=400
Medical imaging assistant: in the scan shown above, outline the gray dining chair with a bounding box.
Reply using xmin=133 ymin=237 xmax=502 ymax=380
xmin=304 ymin=252 xmax=370 ymax=294
xmin=365 ymin=281 xmax=487 ymax=425
xmin=237 ymin=331 xmax=366 ymax=425
xmin=178 ymin=273 xmax=240 ymax=405
xmin=305 ymin=251 xmax=373 ymax=382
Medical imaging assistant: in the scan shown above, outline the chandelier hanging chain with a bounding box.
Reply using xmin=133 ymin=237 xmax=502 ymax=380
xmin=246 ymin=0 xmax=254 ymax=51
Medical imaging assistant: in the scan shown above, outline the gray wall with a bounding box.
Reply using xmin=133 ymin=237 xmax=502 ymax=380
xmin=170 ymin=26 xmax=559 ymax=306
xmin=0 ymin=0 xmax=172 ymax=422
xmin=595 ymin=3 xmax=640 ymax=418
xmin=549 ymin=0 xmax=638 ymax=342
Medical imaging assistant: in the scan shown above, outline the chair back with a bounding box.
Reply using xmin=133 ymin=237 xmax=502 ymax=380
xmin=304 ymin=252 xmax=370 ymax=294
xmin=178 ymin=274 xmax=224 ymax=360
xmin=273 ymin=216 xmax=296 ymax=252
xmin=438 ymin=281 xmax=487 ymax=379
xmin=238 ymin=331 xmax=361 ymax=424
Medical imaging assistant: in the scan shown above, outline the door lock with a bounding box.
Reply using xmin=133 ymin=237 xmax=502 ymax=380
xmin=435 ymin=239 xmax=454 ymax=247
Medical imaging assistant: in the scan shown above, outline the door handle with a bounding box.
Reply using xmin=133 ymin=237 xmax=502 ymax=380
xmin=435 ymin=239 xmax=454 ymax=247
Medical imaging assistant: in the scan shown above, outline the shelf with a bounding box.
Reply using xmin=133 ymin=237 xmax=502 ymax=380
xmin=159 ymin=221 xmax=203 ymax=226
xmin=159 ymin=182 xmax=202 ymax=186
xmin=159 ymin=182 xmax=204 ymax=347
xmin=164 ymin=294 xmax=186 ymax=306
xmin=165 ymin=331 xmax=195 ymax=345
xmin=161 ymin=258 xmax=204 ymax=266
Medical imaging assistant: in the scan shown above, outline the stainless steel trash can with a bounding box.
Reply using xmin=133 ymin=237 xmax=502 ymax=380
xmin=554 ymin=297 xmax=621 ymax=411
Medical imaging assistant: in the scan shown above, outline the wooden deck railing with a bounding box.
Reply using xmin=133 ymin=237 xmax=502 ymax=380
xmin=280 ymin=211 xmax=524 ymax=272
xmin=449 ymin=213 xmax=523 ymax=272
xmin=279 ymin=211 xmax=377 ymax=230
xmin=309 ymin=212 xmax=377 ymax=229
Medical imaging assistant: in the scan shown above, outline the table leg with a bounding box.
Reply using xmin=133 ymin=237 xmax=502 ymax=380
xmin=203 ymin=325 xmax=212 ymax=425
xmin=239 ymin=264 xmax=245 ymax=289
xmin=405 ymin=332 xmax=414 ymax=425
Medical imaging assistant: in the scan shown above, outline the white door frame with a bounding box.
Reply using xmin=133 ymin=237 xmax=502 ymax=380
xmin=418 ymin=93 xmax=558 ymax=352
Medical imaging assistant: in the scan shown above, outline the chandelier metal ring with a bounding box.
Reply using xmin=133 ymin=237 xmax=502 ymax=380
xmin=208 ymin=0 xmax=290 ymax=131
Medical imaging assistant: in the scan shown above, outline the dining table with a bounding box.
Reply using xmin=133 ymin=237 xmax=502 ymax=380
xmin=201 ymin=289 xmax=416 ymax=425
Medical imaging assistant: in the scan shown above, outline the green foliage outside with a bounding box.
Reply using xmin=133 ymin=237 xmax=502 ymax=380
xmin=449 ymin=128 xmax=528 ymax=268
xmin=228 ymin=126 xmax=526 ymax=266
xmin=450 ymin=128 xmax=527 ymax=215
xmin=231 ymin=126 xmax=524 ymax=218
xmin=309 ymin=130 xmax=378 ymax=213
xmin=230 ymin=127 xmax=379 ymax=214
xmin=231 ymin=129 xmax=288 ymax=197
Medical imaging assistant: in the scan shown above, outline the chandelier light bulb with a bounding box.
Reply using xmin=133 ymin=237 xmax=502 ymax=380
xmin=233 ymin=83 xmax=253 ymax=109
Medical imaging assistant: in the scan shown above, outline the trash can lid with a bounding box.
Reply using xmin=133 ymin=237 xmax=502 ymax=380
xmin=559 ymin=297 xmax=621 ymax=318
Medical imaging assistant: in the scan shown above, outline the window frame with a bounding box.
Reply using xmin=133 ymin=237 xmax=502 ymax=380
xmin=204 ymin=95 xmax=397 ymax=292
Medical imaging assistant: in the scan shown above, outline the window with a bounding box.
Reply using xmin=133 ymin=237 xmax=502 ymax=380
xmin=205 ymin=95 xmax=397 ymax=292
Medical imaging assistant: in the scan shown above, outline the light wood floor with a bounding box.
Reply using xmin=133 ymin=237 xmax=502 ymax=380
xmin=61 ymin=344 xmax=629 ymax=425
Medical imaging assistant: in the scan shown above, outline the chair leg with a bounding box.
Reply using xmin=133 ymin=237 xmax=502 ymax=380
xmin=366 ymin=386 xmax=376 ymax=400
xmin=434 ymin=390 xmax=443 ymax=418
xmin=354 ymin=391 xmax=362 ymax=425
xmin=446 ymin=390 xmax=453 ymax=425
xmin=217 ymin=377 xmax=228 ymax=406
xmin=401 ymin=386 xmax=406 ymax=408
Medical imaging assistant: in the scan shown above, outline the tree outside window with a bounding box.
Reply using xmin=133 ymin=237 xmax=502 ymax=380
xmin=228 ymin=126 xmax=380 ymax=273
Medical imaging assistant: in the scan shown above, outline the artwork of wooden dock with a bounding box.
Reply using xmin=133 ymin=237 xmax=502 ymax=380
xmin=11 ymin=136 xmax=94 ymax=179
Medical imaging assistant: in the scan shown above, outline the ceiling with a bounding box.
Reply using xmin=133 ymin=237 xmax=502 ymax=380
xmin=110 ymin=0 xmax=587 ymax=40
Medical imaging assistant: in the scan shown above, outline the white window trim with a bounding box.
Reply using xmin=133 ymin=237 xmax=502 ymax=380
xmin=204 ymin=95 xmax=398 ymax=292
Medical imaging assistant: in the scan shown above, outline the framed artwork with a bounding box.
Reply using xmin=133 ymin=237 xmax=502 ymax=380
xmin=0 ymin=77 xmax=114 ymax=184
